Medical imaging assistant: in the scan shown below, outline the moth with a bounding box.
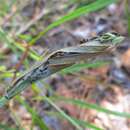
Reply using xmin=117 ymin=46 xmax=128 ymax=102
xmin=1 ymin=32 xmax=124 ymax=103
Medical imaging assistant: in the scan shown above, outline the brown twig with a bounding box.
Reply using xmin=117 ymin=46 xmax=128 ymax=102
xmin=12 ymin=43 xmax=30 ymax=82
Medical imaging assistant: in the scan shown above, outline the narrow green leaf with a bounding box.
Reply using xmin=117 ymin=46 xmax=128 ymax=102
xmin=30 ymin=0 xmax=117 ymax=45
xmin=46 ymin=111 xmax=103 ymax=130
xmin=44 ymin=97 xmax=83 ymax=130
xmin=0 ymin=27 xmax=40 ymax=61
xmin=50 ymin=96 xmax=130 ymax=118
xmin=60 ymin=61 xmax=109 ymax=74
xmin=17 ymin=97 xmax=49 ymax=130
xmin=72 ymin=118 xmax=102 ymax=130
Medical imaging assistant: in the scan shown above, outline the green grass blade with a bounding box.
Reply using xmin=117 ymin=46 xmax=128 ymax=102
xmin=60 ymin=61 xmax=109 ymax=74
xmin=17 ymin=97 xmax=49 ymax=130
xmin=72 ymin=118 xmax=102 ymax=130
xmin=46 ymin=111 xmax=103 ymax=130
xmin=30 ymin=0 xmax=117 ymax=45
xmin=44 ymin=97 xmax=83 ymax=130
xmin=32 ymin=82 xmax=103 ymax=130
xmin=0 ymin=27 xmax=18 ymax=54
xmin=51 ymin=96 xmax=130 ymax=118
xmin=0 ymin=27 xmax=40 ymax=61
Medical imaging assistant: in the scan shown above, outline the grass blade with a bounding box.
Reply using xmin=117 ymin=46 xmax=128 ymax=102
xmin=0 ymin=27 xmax=40 ymax=61
xmin=44 ymin=97 xmax=83 ymax=130
xmin=30 ymin=0 xmax=117 ymax=45
xmin=49 ymin=96 xmax=130 ymax=118
xmin=17 ymin=97 xmax=49 ymax=130
xmin=60 ymin=61 xmax=109 ymax=74
xmin=46 ymin=111 xmax=103 ymax=130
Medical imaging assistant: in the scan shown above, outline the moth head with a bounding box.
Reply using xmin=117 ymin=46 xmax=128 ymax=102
xmin=98 ymin=32 xmax=124 ymax=45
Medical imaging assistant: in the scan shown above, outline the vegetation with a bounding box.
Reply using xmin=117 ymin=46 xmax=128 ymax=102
xmin=0 ymin=0 xmax=130 ymax=130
